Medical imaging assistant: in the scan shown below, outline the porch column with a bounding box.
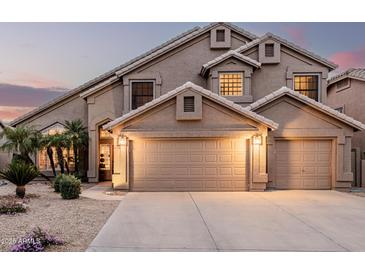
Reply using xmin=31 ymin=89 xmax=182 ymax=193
xmin=112 ymin=135 xmax=129 ymax=190
xmin=336 ymin=135 xmax=353 ymax=189
xmin=250 ymin=130 xmax=269 ymax=191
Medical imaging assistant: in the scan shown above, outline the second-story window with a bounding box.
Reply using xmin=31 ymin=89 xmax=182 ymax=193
xmin=293 ymin=75 xmax=319 ymax=101
xmin=219 ymin=72 xmax=244 ymax=96
xmin=131 ymin=81 xmax=154 ymax=110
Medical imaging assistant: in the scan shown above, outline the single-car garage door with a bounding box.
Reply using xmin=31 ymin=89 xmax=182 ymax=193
xmin=130 ymin=138 xmax=249 ymax=191
xmin=275 ymin=139 xmax=332 ymax=189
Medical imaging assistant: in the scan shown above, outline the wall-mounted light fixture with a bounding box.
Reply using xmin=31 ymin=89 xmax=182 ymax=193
xmin=118 ymin=134 xmax=127 ymax=146
xmin=253 ymin=134 xmax=262 ymax=145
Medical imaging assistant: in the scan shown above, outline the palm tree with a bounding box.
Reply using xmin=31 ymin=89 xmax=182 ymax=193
xmin=0 ymin=122 xmax=41 ymax=164
xmin=47 ymin=133 xmax=71 ymax=174
xmin=0 ymin=121 xmax=50 ymax=181
xmin=64 ymin=119 xmax=88 ymax=175
xmin=39 ymin=134 xmax=57 ymax=177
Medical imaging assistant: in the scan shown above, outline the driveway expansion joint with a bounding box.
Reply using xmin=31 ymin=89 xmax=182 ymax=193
xmin=188 ymin=192 xmax=219 ymax=251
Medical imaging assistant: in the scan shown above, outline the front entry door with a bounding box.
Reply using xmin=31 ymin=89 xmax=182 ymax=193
xmin=99 ymin=143 xmax=113 ymax=181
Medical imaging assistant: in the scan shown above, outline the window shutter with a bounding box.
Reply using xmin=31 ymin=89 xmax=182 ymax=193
xmin=183 ymin=96 xmax=195 ymax=112
xmin=216 ymin=29 xmax=225 ymax=42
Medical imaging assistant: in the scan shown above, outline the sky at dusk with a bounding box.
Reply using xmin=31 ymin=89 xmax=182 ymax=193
xmin=1 ymin=22 xmax=365 ymax=122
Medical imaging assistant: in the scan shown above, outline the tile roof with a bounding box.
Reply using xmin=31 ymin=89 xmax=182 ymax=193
xmin=327 ymin=68 xmax=365 ymax=85
xmin=103 ymin=82 xmax=278 ymax=130
xmin=11 ymin=22 xmax=258 ymax=127
xmin=200 ymin=50 xmax=261 ymax=77
xmin=245 ymin=86 xmax=365 ymax=131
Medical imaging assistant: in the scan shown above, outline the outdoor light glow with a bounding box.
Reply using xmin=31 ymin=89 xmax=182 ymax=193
xmin=118 ymin=135 xmax=127 ymax=146
xmin=253 ymin=134 xmax=262 ymax=145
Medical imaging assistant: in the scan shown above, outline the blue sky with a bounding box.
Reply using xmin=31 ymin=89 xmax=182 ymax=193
xmin=1 ymin=22 xmax=365 ymax=121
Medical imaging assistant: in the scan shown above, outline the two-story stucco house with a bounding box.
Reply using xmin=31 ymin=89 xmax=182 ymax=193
xmin=327 ymin=68 xmax=365 ymax=187
xmin=9 ymin=22 xmax=365 ymax=191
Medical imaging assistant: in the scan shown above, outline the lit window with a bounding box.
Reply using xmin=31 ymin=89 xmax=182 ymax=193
xmin=219 ymin=73 xmax=244 ymax=96
xmin=294 ymin=75 xmax=319 ymax=101
xmin=38 ymin=147 xmax=74 ymax=171
xmin=216 ymin=29 xmax=225 ymax=42
xmin=131 ymin=81 xmax=154 ymax=110
xmin=265 ymin=43 xmax=274 ymax=57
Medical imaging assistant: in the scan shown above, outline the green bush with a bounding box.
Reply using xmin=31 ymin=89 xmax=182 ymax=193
xmin=53 ymin=174 xmax=67 ymax=193
xmin=59 ymin=175 xmax=81 ymax=199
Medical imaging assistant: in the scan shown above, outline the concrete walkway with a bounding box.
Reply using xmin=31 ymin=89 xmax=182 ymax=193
xmin=87 ymin=191 xmax=365 ymax=251
xmin=80 ymin=182 xmax=126 ymax=201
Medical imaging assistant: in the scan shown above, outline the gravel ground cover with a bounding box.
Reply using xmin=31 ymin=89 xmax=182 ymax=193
xmin=0 ymin=182 xmax=119 ymax=252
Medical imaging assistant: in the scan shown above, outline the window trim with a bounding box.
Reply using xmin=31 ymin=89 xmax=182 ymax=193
xmin=130 ymin=80 xmax=156 ymax=110
xmin=218 ymin=72 xmax=244 ymax=97
xmin=292 ymin=73 xmax=321 ymax=102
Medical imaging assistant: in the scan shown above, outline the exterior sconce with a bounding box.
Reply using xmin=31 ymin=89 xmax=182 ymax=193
xmin=118 ymin=134 xmax=127 ymax=146
xmin=253 ymin=134 xmax=262 ymax=145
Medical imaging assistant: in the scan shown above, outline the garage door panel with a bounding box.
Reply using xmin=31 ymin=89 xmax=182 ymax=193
xmin=131 ymin=138 xmax=248 ymax=191
xmin=275 ymin=140 xmax=331 ymax=189
xmin=277 ymin=152 xmax=301 ymax=162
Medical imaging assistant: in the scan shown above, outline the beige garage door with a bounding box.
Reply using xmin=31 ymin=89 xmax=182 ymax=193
xmin=275 ymin=140 xmax=332 ymax=189
xmin=130 ymin=138 xmax=249 ymax=191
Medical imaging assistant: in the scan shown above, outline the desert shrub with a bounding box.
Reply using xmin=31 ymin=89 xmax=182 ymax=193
xmin=10 ymin=227 xmax=63 ymax=252
xmin=59 ymin=175 xmax=81 ymax=199
xmin=0 ymin=196 xmax=27 ymax=215
xmin=53 ymin=174 xmax=68 ymax=193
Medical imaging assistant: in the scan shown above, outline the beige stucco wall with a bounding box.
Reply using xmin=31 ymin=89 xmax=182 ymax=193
xmin=327 ymin=78 xmax=365 ymax=186
xmin=17 ymin=95 xmax=88 ymax=131
xmin=121 ymin=33 xmax=251 ymax=113
xmin=255 ymin=96 xmax=354 ymax=189
xmin=86 ymin=83 xmax=124 ymax=182
xmin=328 ymin=79 xmax=365 ymax=153
xmin=246 ymin=46 xmax=329 ymax=105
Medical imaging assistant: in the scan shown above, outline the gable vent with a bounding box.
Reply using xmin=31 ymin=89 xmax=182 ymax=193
xmin=184 ymin=96 xmax=195 ymax=112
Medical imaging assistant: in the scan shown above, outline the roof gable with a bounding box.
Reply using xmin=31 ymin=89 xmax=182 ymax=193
xmin=236 ymin=33 xmax=337 ymax=70
xmin=103 ymin=82 xmax=278 ymax=130
xmin=246 ymin=86 xmax=365 ymax=131
xmin=200 ymin=50 xmax=261 ymax=77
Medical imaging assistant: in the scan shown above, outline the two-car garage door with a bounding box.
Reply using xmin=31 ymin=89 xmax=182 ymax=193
xmin=275 ymin=140 xmax=332 ymax=189
xmin=129 ymin=138 xmax=332 ymax=191
xmin=130 ymin=138 xmax=249 ymax=191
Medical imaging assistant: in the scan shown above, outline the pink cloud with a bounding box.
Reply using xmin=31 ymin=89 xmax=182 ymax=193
xmin=329 ymin=46 xmax=365 ymax=70
xmin=283 ymin=26 xmax=307 ymax=47
xmin=0 ymin=71 xmax=69 ymax=90
xmin=0 ymin=106 xmax=35 ymax=122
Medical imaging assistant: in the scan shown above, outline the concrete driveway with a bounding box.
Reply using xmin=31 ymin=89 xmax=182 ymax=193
xmin=87 ymin=191 xmax=365 ymax=251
